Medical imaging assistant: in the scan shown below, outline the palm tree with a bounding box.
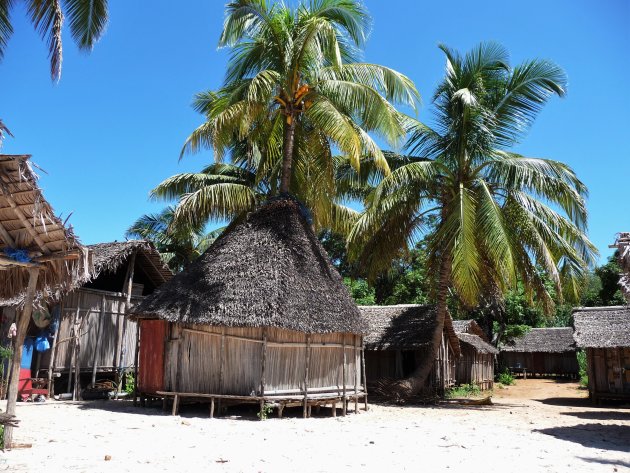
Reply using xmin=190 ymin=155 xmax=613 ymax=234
xmin=0 ymin=0 xmax=109 ymax=81
xmin=172 ymin=0 xmax=418 ymax=232
xmin=126 ymin=206 xmax=223 ymax=272
xmin=350 ymin=42 xmax=598 ymax=394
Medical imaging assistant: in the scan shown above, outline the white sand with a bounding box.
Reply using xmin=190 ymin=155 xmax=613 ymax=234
xmin=2 ymin=379 xmax=629 ymax=473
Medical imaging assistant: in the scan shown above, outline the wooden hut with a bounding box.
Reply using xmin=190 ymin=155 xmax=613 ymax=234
xmin=359 ymin=305 xmax=460 ymax=395
xmin=452 ymin=320 xmax=497 ymax=390
xmin=132 ymin=198 xmax=368 ymax=418
xmin=0 ymin=154 xmax=89 ymax=447
xmin=500 ymin=328 xmax=579 ymax=377
xmin=573 ymin=306 xmax=630 ymax=402
xmin=44 ymin=241 xmax=172 ymax=397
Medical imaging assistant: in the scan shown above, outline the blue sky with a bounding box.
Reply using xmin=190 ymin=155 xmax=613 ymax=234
xmin=0 ymin=0 xmax=628 ymax=263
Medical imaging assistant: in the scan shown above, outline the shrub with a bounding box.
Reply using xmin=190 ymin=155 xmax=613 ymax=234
xmin=576 ymin=350 xmax=588 ymax=388
xmin=124 ymin=373 xmax=135 ymax=395
xmin=496 ymin=369 xmax=515 ymax=386
xmin=446 ymin=384 xmax=482 ymax=399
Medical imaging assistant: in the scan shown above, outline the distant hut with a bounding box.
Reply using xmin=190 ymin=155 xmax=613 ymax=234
xmin=500 ymin=328 xmax=578 ymax=378
xmin=359 ymin=305 xmax=460 ymax=395
xmin=573 ymin=306 xmax=630 ymax=402
xmin=132 ymin=198 xmax=367 ymax=418
xmin=452 ymin=320 xmax=498 ymax=390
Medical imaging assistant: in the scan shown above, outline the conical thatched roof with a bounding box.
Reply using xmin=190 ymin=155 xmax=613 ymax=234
xmin=133 ymin=198 xmax=366 ymax=334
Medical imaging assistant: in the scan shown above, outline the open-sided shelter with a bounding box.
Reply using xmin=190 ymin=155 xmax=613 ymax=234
xmin=573 ymin=306 xmax=630 ymax=402
xmin=452 ymin=320 xmax=497 ymax=390
xmin=500 ymin=327 xmax=578 ymax=377
xmin=0 ymin=154 xmax=89 ymax=446
xmin=360 ymin=305 xmax=460 ymax=394
xmin=133 ymin=198 xmax=367 ymax=417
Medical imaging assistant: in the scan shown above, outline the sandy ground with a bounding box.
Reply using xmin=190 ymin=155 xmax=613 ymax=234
xmin=1 ymin=379 xmax=629 ymax=473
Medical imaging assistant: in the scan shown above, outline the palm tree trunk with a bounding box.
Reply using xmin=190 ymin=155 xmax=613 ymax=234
xmin=402 ymin=249 xmax=451 ymax=395
xmin=279 ymin=117 xmax=297 ymax=194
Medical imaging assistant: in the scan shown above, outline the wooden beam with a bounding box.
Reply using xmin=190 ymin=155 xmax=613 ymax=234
xmin=33 ymin=250 xmax=81 ymax=263
xmin=0 ymin=186 xmax=51 ymax=254
xmin=0 ymin=220 xmax=15 ymax=247
xmin=0 ymin=255 xmax=44 ymax=269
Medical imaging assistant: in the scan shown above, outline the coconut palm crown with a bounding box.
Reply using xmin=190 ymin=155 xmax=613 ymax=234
xmin=349 ymin=42 xmax=597 ymax=391
xmin=164 ymin=0 xmax=419 ymax=232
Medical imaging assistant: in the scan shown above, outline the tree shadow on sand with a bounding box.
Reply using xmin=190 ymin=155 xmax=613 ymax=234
xmin=535 ymin=423 xmax=630 ymax=453
xmin=577 ymin=456 xmax=630 ymax=469
xmin=560 ymin=410 xmax=630 ymax=422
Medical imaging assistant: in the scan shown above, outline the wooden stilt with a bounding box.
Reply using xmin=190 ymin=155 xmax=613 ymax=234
xmin=67 ymin=306 xmax=80 ymax=395
xmin=47 ymin=304 xmax=61 ymax=398
xmin=354 ymin=336 xmax=359 ymax=413
xmin=210 ymin=397 xmax=215 ymax=418
xmin=303 ymin=334 xmax=311 ymax=419
xmin=172 ymin=394 xmax=179 ymax=416
xmin=342 ymin=335 xmax=347 ymax=416
xmin=331 ymin=401 xmax=336 ymax=417
xmin=361 ymin=340 xmax=368 ymax=412
xmin=90 ymin=295 xmax=106 ymax=388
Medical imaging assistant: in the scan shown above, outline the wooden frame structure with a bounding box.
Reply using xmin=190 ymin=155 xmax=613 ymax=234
xmin=573 ymin=306 xmax=630 ymax=402
xmin=0 ymin=154 xmax=89 ymax=448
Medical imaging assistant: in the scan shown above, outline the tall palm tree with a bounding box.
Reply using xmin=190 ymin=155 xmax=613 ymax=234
xmin=126 ymin=206 xmax=223 ymax=272
xmin=350 ymin=42 xmax=598 ymax=394
xmin=172 ymin=0 xmax=418 ymax=232
xmin=0 ymin=0 xmax=108 ymax=81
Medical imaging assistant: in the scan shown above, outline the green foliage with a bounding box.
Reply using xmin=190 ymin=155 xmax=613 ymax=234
xmin=124 ymin=373 xmax=135 ymax=395
xmin=496 ymin=369 xmax=515 ymax=386
xmin=343 ymin=277 xmax=375 ymax=305
xmin=582 ymin=253 xmax=625 ymax=306
xmin=576 ymin=350 xmax=588 ymax=388
xmin=0 ymin=424 xmax=3 ymax=450
xmin=257 ymin=402 xmax=273 ymax=420
xmin=0 ymin=345 xmax=12 ymax=379
xmin=445 ymin=384 xmax=482 ymax=399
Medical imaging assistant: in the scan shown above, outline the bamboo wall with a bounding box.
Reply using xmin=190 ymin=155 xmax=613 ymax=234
xmin=149 ymin=323 xmax=363 ymax=397
xmin=48 ymin=288 xmax=137 ymax=373
xmin=500 ymin=351 xmax=579 ymax=377
xmin=455 ymin=345 xmax=494 ymax=390
xmin=364 ymin=333 xmax=456 ymax=393
xmin=587 ymin=347 xmax=630 ymax=401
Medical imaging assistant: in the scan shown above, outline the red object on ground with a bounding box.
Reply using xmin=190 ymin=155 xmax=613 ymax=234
xmin=18 ymin=368 xmax=32 ymax=401
xmin=138 ymin=319 xmax=167 ymax=394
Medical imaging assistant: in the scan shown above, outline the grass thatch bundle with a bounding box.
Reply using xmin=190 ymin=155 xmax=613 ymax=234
xmin=573 ymin=306 xmax=630 ymax=348
xmin=501 ymin=327 xmax=576 ymax=353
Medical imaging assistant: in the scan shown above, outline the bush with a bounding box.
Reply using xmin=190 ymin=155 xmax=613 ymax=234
xmin=446 ymin=384 xmax=482 ymax=399
xmin=577 ymin=350 xmax=588 ymax=388
xmin=496 ymin=369 xmax=515 ymax=386
xmin=124 ymin=373 xmax=135 ymax=395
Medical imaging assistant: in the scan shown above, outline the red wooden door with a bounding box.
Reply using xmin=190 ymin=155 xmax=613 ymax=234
xmin=138 ymin=320 xmax=167 ymax=394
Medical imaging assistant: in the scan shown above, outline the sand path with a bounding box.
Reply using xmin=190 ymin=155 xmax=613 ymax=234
xmin=2 ymin=379 xmax=629 ymax=472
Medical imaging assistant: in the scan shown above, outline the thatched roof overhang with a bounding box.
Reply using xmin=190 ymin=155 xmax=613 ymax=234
xmin=88 ymin=241 xmax=172 ymax=286
xmin=501 ymin=327 xmax=576 ymax=353
xmin=0 ymin=154 xmax=90 ymax=301
xmin=456 ymin=332 xmax=498 ymax=355
xmin=452 ymin=319 xmax=489 ymax=342
xmin=133 ymin=198 xmax=366 ymax=334
xmin=573 ymin=306 xmax=630 ymax=349
xmin=360 ymin=304 xmax=461 ymax=357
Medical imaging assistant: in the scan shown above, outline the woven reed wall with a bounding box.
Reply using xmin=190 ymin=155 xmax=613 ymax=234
xmin=52 ymin=289 xmax=137 ymax=371
xmin=455 ymin=345 xmax=494 ymax=389
xmin=163 ymin=323 xmax=362 ymax=396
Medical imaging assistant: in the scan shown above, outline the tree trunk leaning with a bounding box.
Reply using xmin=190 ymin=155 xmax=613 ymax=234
xmin=4 ymin=268 xmax=40 ymax=448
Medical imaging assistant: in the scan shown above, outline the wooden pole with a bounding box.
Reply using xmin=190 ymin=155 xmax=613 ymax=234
xmin=90 ymin=295 xmax=106 ymax=388
xmin=47 ymin=304 xmax=61 ymax=398
xmin=303 ymin=334 xmax=311 ymax=418
xmin=354 ymin=336 xmax=359 ymax=413
xmin=67 ymin=306 xmax=80 ymax=396
xmin=342 ymin=335 xmax=347 ymax=416
xmin=4 ymin=268 xmax=39 ymax=448
xmin=218 ymin=328 xmax=225 ymax=414
xmin=361 ymin=338 xmax=368 ymax=411
xmin=133 ymin=320 xmax=141 ymax=406
xmin=259 ymin=328 xmax=267 ymax=421
xmin=116 ymin=250 xmax=137 ymax=397
xmin=73 ymin=312 xmax=86 ymax=401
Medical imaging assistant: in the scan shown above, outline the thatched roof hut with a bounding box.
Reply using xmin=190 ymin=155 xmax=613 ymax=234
xmin=451 ymin=319 xmax=497 ymax=389
xmin=133 ymin=198 xmax=367 ymax=417
xmin=572 ymin=306 xmax=630 ymax=401
xmin=501 ymin=328 xmax=576 ymax=353
xmin=359 ymin=305 xmax=460 ymax=394
xmin=500 ymin=328 xmax=578 ymax=377
xmin=0 ymin=155 xmax=90 ymax=299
